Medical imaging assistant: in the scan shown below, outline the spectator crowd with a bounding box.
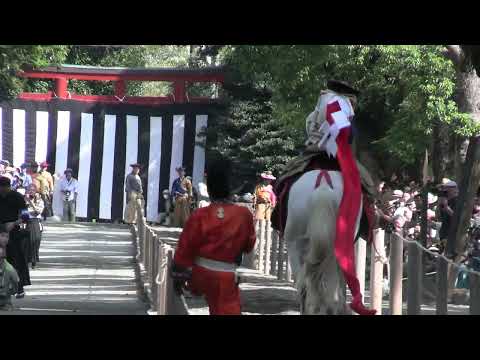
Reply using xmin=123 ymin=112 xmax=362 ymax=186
xmin=374 ymin=172 xmax=480 ymax=285
xmin=0 ymin=159 xmax=77 ymax=308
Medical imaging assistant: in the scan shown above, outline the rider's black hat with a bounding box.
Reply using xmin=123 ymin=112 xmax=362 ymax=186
xmin=327 ymin=80 xmax=360 ymax=97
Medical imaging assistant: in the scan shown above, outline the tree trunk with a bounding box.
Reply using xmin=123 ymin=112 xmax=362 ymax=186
xmin=447 ymin=63 xmax=480 ymax=260
xmin=432 ymin=119 xmax=451 ymax=182
xmin=454 ymin=135 xmax=469 ymax=181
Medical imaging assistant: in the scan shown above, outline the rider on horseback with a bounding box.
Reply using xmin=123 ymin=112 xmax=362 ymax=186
xmin=272 ymin=80 xmax=378 ymax=315
xmin=272 ymin=80 xmax=377 ymax=238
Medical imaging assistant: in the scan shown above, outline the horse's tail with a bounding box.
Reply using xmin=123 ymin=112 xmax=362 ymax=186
xmin=299 ymin=173 xmax=348 ymax=314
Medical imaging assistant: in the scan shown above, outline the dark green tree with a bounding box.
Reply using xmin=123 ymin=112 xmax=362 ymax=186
xmin=206 ymin=83 xmax=301 ymax=193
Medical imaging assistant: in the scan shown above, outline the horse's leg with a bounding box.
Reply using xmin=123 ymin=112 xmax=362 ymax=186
xmin=284 ymin=192 xmax=310 ymax=312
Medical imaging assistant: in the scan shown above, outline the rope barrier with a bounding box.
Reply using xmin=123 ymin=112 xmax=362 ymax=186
xmin=393 ymin=233 xmax=480 ymax=278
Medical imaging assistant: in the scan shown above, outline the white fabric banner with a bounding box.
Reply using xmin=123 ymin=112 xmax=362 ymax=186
xmin=169 ymin=115 xmax=185 ymax=190
xmin=52 ymin=174 xmax=64 ymax=217
xmin=55 ymin=111 xmax=71 ymax=175
xmin=147 ymin=116 xmax=162 ymax=222
xmin=12 ymin=109 xmax=26 ymax=168
xmin=123 ymin=115 xmax=139 ymax=217
xmin=76 ymin=113 xmax=94 ymax=218
xmin=99 ymin=115 xmax=117 ymax=220
xmin=192 ymin=115 xmax=208 ymax=188
xmin=35 ymin=111 xmax=49 ymax=164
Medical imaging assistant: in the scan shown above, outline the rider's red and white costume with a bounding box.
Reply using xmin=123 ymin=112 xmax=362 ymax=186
xmin=174 ymin=203 xmax=256 ymax=315
xmin=308 ymin=90 xmax=376 ymax=315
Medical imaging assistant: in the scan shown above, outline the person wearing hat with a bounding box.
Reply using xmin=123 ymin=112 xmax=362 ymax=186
xmin=124 ymin=164 xmax=144 ymax=225
xmin=19 ymin=163 xmax=33 ymax=190
xmin=254 ymin=170 xmax=277 ymax=221
xmin=39 ymin=161 xmax=54 ymax=194
xmin=171 ymin=166 xmax=193 ymax=228
xmin=271 ymin=80 xmax=377 ymax=315
xmin=59 ymin=168 xmax=78 ymax=222
xmin=38 ymin=161 xmax=55 ymax=218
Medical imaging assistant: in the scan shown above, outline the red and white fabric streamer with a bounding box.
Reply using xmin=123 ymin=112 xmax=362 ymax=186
xmin=316 ymin=92 xmax=376 ymax=315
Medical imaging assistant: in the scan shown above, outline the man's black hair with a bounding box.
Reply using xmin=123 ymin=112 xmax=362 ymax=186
xmin=0 ymin=176 xmax=11 ymax=187
xmin=206 ymin=156 xmax=231 ymax=200
xmin=0 ymin=224 xmax=7 ymax=233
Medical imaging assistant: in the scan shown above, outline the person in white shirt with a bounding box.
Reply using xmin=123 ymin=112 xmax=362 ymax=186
xmin=59 ymin=168 xmax=78 ymax=222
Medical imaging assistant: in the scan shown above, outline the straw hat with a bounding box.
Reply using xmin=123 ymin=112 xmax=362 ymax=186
xmin=260 ymin=171 xmax=276 ymax=181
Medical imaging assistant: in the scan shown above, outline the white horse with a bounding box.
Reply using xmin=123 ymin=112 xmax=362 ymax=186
xmin=284 ymin=169 xmax=363 ymax=315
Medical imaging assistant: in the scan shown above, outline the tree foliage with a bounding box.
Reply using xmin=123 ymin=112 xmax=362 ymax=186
xmin=221 ymin=45 xmax=469 ymax=174
xmin=0 ymin=45 xmax=69 ymax=102
xmin=64 ymin=45 xmax=148 ymax=95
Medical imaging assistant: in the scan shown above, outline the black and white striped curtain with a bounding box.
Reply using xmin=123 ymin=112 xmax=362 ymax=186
xmin=0 ymin=99 xmax=214 ymax=222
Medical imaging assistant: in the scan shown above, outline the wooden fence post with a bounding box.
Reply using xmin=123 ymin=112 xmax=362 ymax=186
xmin=407 ymin=241 xmax=422 ymax=315
xmin=253 ymin=220 xmax=261 ymax=270
xmin=369 ymin=230 xmax=384 ymax=314
xmin=470 ymin=273 xmax=480 ymax=315
xmin=145 ymin=230 xmax=152 ymax=288
xmin=151 ymin=235 xmax=159 ymax=310
xmin=370 ymin=229 xmax=385 ymax=315
xmin=270 ymin=230 xmax=278 ymax=276
xmin=265 ymin=221 xmax=272 ymax=275
xmin=140 ymin=218 xmax=146 ymax=265
xmin=258 ymin=219 xmax=266 ymax=272
xmin=389 ymin=232 xmax=404 ymax=315
xmin=156 ymin=245 xmax=165 ymax=315
xmin=355 ymin=237 xmax=367 ymax=305
xmin=277 ymin=234 xmax=285 ymax=280
xmin=436 ymin=256 xmax=449 ymax=315
xmin=286 ymin=249 xmax=292 ymax=282
xmin=165 ymin=248 xmax=190 ymax=315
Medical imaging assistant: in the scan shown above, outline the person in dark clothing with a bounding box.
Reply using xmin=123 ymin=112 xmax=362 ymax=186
xmin=438 ymin=181 xmax=458 ymax=254
xmin=0 ymin=176 xmax=31 ymax=298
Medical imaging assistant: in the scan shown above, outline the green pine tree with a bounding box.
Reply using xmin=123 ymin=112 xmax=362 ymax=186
xmin=206 ymin=84 xmax=301 ymax=193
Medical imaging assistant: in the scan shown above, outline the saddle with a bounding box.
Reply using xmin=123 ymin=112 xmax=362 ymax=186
xmin=271 ymin=151 xmax=377 ymax=242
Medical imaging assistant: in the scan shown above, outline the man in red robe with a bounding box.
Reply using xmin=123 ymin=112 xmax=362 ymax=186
xmin=171 ymin=157 xmax=256 ymax=315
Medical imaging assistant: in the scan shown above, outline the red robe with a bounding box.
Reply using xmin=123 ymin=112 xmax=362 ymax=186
xmin=174 ymin=203 xmax=256 ymax=315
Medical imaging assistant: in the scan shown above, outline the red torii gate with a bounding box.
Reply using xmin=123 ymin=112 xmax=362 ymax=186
xmin=0 ymin=64 xmax=226 ymax=222
xmin=18 ymin=65 xmax=225 ymax=105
